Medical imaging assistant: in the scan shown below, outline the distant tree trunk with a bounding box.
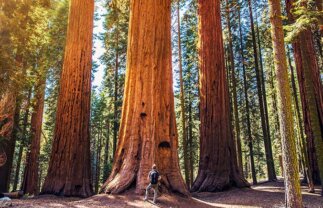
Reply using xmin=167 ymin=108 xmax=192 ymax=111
xmin=268 ymin=0 xmax=303 ymax=206
xmin=177 ymin=0 xmax=190 ymax=188
xmin=225 ymin=0 xmax=243 ymax=174
xmin=91 ymin=132 xmax=97 ymax=186
xmin=101 ymin=0 xmax=188 ymax=196
xmin=238 ymin=9 xmax=257 ymax=184
xmin=22 ymin=80 xmax=46 ymax=195
xmin=286 ymin=0 xmax=323 ymax=190
xmin=255 ymin=13 xmax=276 ymax=181
xmin=113 ymin=9 xmax=119 ymax=158
xmin=102 ymin=120 xmax=110 ymax=181
xmin=95 ymin=125 xmax=102 ymax=193
xmin=247 ymin=0 xmax=276 ymax=181
xmin=188 ymin=100 xmax=194 ymax=186
xmin=13 ymin=89 xmax=32 ymax=191
xmin=191 ymin=0 xmax=249 ymax=192
xmin=0 ymin=91 xmax=18 ymax=193
xmin=287 ymin=51 xmax=315 ymax=193
xmin=41 ymin=0 xmax=94 ymax=197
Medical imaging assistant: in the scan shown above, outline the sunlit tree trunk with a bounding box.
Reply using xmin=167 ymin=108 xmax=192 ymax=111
xmin=41 ymin=0 xmax=94 ymax=197
xmin=191 ymin=0 xmax=249 ymax=192
xmin=101 ymin=0 xmax=189 ymax=196
xmin=268 ymin=0 xmax=303 ymax=206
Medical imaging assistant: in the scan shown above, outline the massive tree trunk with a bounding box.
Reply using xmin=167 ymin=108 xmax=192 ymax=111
xmin=41 ymin=0 xmax=94 ymax=197
xmin=286 ymin=0 xmax=323 ymax=191
xmin=247 ymin=0 xmax=276 ymax=181
xmin=21 ymin=81 xmax=46 ymax=195
xmin=101 ymin=0 xmax=188 ymax=196
xmin=191 ymin=0 xmax=249 ymax=192
xmin=0 ymin=91 xmax=18 ymax=192
xmin=268 ymin=0 xmax=303 ymax=206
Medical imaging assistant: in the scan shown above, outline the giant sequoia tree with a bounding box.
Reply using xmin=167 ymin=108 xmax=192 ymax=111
xmin=41 ymin=0 xmax=94 ymax=197
xmin=191 ymin=0 xmax=249 ymax=192
xmin=101 ymin=0 xmax=188 ymax=195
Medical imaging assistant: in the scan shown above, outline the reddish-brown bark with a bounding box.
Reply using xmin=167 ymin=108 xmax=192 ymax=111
xmin=191 ymin=0 xmax=249 ymax=192
xmin=101 ymin=0 xmax=189 ymax=196
xmin=41 ymin=0 xmax=94 ymax=197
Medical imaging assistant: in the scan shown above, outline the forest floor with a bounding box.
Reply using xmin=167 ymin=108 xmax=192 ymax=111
xmin=5 ymin=180 xmax=323 ymax=208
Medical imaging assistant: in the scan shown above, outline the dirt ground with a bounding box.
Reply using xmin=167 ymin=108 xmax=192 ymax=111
xmin=4 ymin=180 xmax=323 ymax=208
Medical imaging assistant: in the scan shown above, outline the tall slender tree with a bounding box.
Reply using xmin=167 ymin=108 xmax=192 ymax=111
xmin=177 ymin=0 xmax=190 ymax=187
xmin=22 ymin=80 xmax=46 ymax=195
xmin=101 ymin=0 xmax=188 ymax=195
xmin=41 ymin=0 xmax=94 ymax=197
xmin=247 ymin=0 xmax=276 ymax=181
xmin=268 ymin=0 xmax=303 ymax=206
xmin=225 ymin=0 xmax=243 ymax=173
xmin=191 ymin=0 xmax=249 ymax=192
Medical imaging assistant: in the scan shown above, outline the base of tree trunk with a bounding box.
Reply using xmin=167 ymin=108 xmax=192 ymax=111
xmin=191 ymin=170 xmax=249 ymax=192
xmin=41 ymin=179 xmax=93 ymax=198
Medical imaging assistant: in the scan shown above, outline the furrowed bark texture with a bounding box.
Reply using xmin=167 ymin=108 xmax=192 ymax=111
xmin=41 ymin=0 xmax=94 ymax=197
xmin=101 ymin=0 xmax=189 ymax=196
xmin=268 ymin=0 xmax=303 ymax=207
xmin=191 ymin=0 xmax=249 ymax=192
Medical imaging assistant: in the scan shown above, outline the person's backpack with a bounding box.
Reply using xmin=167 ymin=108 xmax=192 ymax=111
xmin=150 ymin=170 xmax=159 ymax=184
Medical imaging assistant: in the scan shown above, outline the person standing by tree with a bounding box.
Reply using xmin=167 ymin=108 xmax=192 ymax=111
xmin=144 ymin=164 xmax=160 ymax=204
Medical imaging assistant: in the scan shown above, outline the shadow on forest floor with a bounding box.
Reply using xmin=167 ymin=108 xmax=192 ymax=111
xmin=8 ymin=180 xmax=323 ymax=208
